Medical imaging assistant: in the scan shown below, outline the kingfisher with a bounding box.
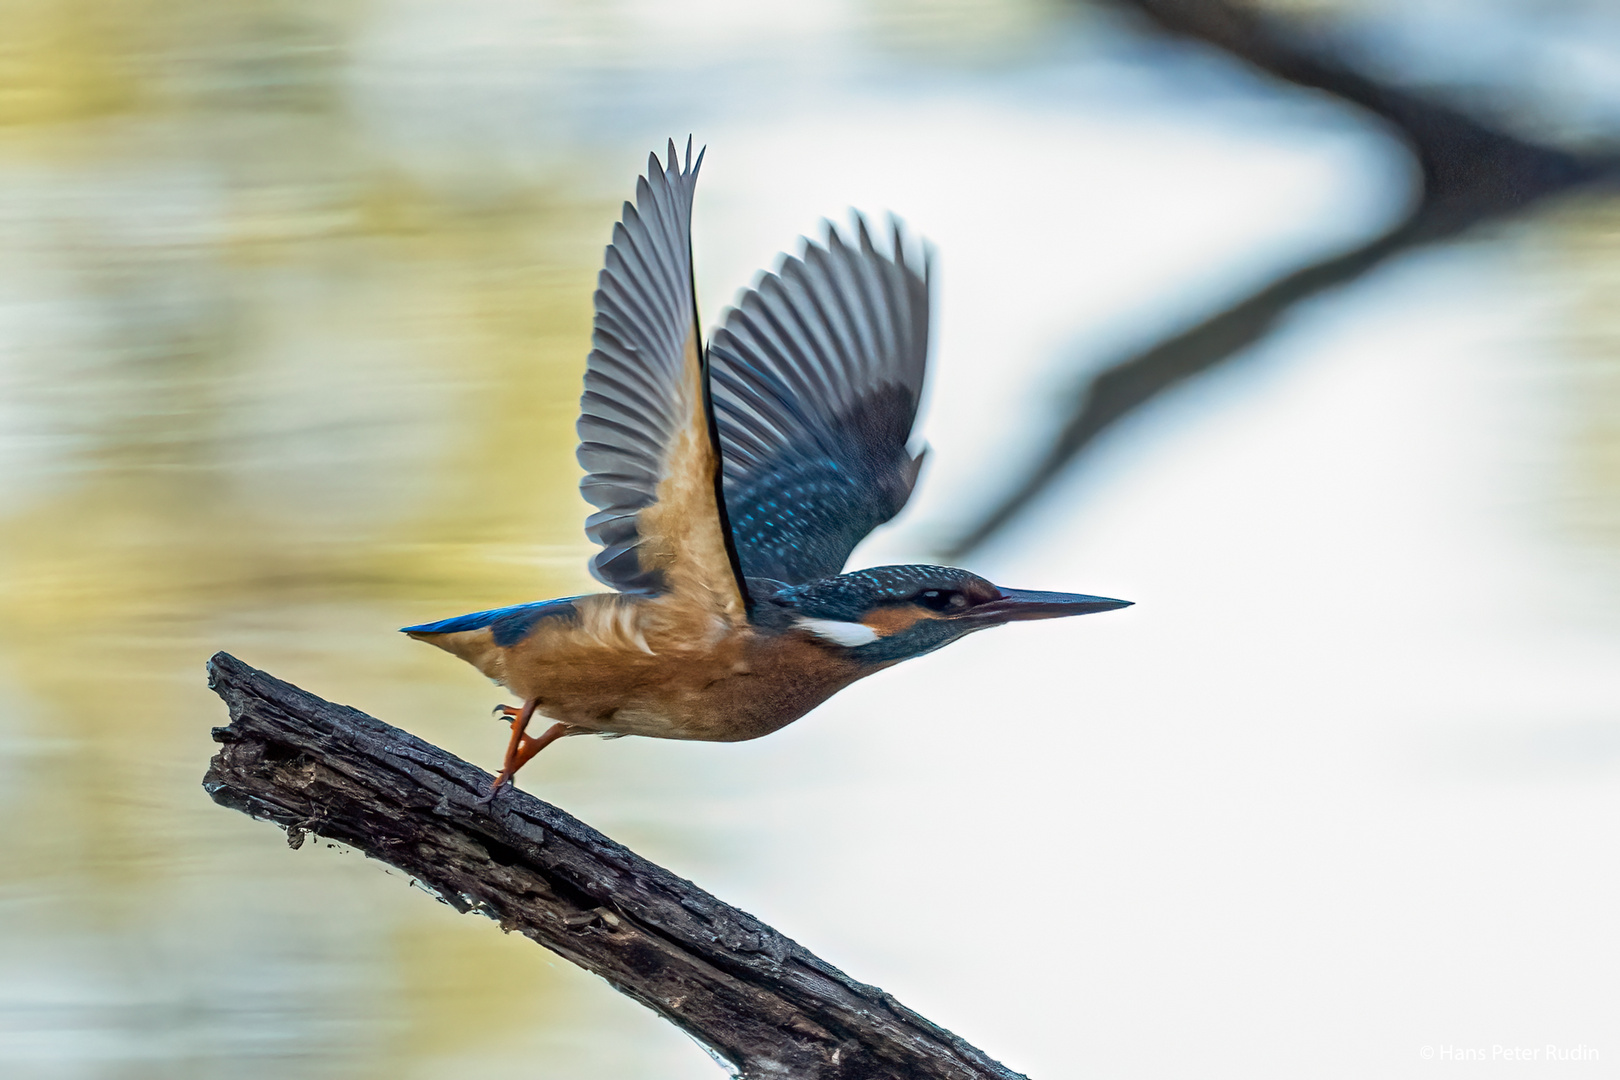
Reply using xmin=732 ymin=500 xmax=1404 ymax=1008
xmin=403 ymin=139 xmax=1131 ymax=797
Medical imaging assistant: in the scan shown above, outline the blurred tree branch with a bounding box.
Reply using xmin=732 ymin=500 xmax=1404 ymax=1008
xmin=201 ymin=652 xmax=1024 ymax=1080
xmin=948 ymin=0 xmax=1620 ymax=557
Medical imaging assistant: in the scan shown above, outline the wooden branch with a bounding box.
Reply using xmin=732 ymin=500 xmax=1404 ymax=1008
xmin=945 ymin=0 xmax=1619 ymax=558
xmin=201 ymin=651 xmax=1025 ymax=1080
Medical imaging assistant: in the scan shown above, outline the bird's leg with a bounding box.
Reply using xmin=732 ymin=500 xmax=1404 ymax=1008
xmin=482 ymin=697 xmax=539 ymax=801
xmin=510 ymin=721 xmax=570 ymax=773
xmin=483 ymin=702 xmax=571 ymax=800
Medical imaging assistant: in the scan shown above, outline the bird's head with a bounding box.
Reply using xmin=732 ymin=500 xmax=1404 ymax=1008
xmin=753 ymin=564 xmax=1131 ymax=665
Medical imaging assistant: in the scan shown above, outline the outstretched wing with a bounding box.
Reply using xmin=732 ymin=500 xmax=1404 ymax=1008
xmin=576 ymin=139 xmax=747 ymax=618
xmin=708 ymin=217 xmax=930 ymax=585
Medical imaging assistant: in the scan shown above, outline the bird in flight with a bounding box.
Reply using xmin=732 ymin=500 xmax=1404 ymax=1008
xmin=403 ymin=139 xmax=1131 ymax=797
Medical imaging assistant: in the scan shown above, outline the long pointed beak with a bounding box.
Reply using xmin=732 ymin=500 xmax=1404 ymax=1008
xmin=965 ymin=588 xmax=1133 ymax=625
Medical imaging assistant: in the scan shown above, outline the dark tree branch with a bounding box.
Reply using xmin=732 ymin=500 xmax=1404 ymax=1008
xmin=946 ymin=0 xmax=1619 ymax=558
xmin=201 ymin=651 xmax=1025 ymax=1080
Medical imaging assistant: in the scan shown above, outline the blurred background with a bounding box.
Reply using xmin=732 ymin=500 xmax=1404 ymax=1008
xmin=2 ymin=0 xmax=1618 ymax=1077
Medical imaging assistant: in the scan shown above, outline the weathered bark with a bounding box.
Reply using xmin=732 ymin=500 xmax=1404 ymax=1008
xmin=202 ymin=651 xmax=1025 ymax=1080
xmin=947 ymin=0 xmax=1620 ymax=557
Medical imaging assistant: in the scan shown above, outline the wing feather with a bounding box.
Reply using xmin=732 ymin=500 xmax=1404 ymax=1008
xmin=576 ymin=140 xmax=746 ymax=619
xmin=709 ymin=216 xmax=931 ymax=585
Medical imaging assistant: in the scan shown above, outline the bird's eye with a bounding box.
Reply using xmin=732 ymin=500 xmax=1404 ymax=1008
xmin=916 ymin=589 xmax=968 ymax=612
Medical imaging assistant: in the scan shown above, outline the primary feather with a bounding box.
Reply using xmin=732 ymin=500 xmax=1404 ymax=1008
xmin=572 ymin=142 xmax=931 ymax=613
xmin=709 ymin=217 xmax=930 ymax=585
xmin=575 ymin=138 xmax=747 ymax=621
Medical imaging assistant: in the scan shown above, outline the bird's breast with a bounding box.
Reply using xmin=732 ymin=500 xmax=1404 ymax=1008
xmin=643 ymin=631 xmax=870 ymax=742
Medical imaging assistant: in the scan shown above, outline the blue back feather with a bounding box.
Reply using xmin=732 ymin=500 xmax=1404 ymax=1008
xmin=400 ymin=597 xmax=580 ymax=647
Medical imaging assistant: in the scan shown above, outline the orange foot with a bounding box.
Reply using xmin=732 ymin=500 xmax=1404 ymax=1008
xmin=479 ymin=698 xmax=570 ymax=802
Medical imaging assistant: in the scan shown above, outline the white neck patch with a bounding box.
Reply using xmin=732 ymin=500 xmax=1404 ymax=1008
xmin=795 ymin=616 xmax=879 ymax=648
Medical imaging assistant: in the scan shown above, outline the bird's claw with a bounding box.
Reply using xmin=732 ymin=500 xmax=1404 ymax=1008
xmin=492 ymin=703 xmax=521 ymax=721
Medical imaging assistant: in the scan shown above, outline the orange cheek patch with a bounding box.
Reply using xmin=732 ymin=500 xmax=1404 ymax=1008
xmin=861 ymin=604 xmax=939 ymax=637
